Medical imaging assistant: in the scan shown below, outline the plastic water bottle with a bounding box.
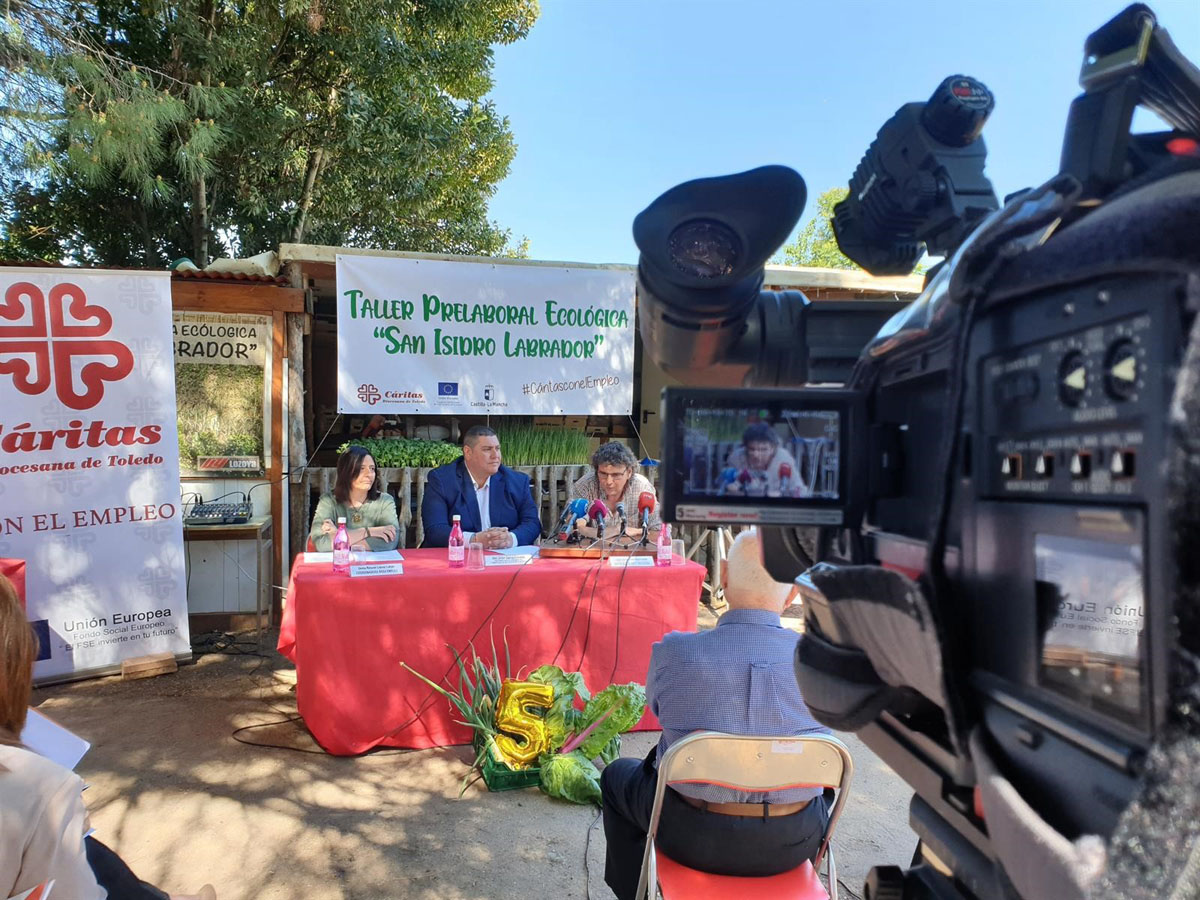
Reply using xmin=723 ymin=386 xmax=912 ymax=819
xmin=333 ymin=517 xmax=351 ymax=574
xmin=449 ymin=514 xmax=466 ymax=568
xmin=656 ymin=522 xmax=672 ymax=567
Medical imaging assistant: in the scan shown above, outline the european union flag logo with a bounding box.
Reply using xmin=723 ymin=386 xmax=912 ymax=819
xmin=438 ymin=382 xmax=459 ymax=397
xmin=31 ymin=619 xmax=51 ymax=661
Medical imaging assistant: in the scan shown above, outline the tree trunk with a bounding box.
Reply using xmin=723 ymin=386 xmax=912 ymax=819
xmin=290 ymin=147 xmax=325 ymax=244
xmin=192 ymin=174 xmax=209 ymax=267
xmin=137 ymin=203 xmax=155 ymax=267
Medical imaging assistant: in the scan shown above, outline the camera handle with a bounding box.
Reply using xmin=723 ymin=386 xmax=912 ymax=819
xmin=1061 ymin=3 xmax=1200 ymax=200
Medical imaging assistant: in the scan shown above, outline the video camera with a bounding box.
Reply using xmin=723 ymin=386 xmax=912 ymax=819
xmin=636 ymin=6 xmax=1200 ymax=898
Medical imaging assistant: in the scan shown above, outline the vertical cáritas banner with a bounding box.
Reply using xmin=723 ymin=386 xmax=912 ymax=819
xmin=0 ymin=268 xmax=190 ymax=681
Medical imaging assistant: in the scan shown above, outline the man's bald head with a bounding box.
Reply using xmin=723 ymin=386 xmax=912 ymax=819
xmin=722 ymin=529 xmax=794 ymax=613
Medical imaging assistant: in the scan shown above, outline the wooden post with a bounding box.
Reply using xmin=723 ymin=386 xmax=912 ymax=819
xmin=286 ymin=309 xmax=307 ymax=588
xmin=270 ymin=310 xmax=285 ymax=613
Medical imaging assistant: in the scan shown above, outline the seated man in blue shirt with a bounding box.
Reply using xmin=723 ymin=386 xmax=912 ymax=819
xmin=421 ymin=425 xmax=542 ymax=549
xmin=600 ymin=529 xmax=832 ymax=899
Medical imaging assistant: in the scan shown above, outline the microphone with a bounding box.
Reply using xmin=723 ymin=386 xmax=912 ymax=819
xmin=637 ymin=491 xmax=655 ymax=532
xmin=553 ymin=502 xmax=575 ymax=540
xmin=615 ymin=502 xmax=627 ymax=537
xmin=718 ymin=467 xmax=738 ymax=495
xmin=737 ymin=469 xmax=752 ymax=489
xmin=778 ymin=462 xmax=793 ymax=494
xmin=566 ymin=496 xmax=595 ymax=540
xmin=588 ymin=499 xmax=609 ymax=541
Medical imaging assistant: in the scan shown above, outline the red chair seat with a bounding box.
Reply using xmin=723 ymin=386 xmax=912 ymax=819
xmin=656 ymin=853 xmax=828 ymax=900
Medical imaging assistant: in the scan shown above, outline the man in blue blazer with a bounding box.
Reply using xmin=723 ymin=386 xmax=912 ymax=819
xmin=422 ymin=425 xmax=542 ymax=548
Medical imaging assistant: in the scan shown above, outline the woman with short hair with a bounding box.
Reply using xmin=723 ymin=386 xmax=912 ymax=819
xmin=309 ymin=445 xmax=400 ymax=552
xmin=571 ymin=441 xmax=661 ymax=539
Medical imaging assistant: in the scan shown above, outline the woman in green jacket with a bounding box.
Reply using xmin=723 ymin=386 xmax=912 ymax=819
xmin=308 ymin=445 xmax=400 ymax=552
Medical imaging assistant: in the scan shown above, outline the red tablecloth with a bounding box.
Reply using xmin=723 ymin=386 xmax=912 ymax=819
xmin=278 ymin=549 xmax=704 ymax=755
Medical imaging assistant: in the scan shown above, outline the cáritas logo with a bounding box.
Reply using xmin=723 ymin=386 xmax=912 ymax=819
xmin=0 ymin=282 xmax=135 ymax=410
xmin=357 ymin=383 xmax=382 ymax=405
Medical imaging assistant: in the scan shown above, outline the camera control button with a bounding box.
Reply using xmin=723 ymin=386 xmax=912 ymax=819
xmin=1069 ymin=451 xmax=1092 ymax=479
xmin=1034 ymin=453 xmax=1054 ymax=478
xmin=1001 ymin=454 xmax=1022 ymax=478
xmin=1111 ymin=450 xmax=1136 ymax=479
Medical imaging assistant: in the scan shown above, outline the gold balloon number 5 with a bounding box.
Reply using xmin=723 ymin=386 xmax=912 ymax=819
xmin=493 ymin=680 xmax=554 ymax=769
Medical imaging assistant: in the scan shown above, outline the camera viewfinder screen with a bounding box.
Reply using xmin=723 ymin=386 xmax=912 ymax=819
xmin=1035 ymin=534 xmax=1146 ymax=728
xmin=681 ymin=407 xmax=841 ymax=501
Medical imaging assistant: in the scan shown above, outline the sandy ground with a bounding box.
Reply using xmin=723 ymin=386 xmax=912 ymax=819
xmin=32 ymin=627 xmax=915 ymax=900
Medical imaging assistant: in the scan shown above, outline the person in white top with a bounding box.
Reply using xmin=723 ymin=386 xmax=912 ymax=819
xmin=0 ymin=575 xmax=215 ymax=900
xmin=723 ymin=423 xmax=806 ymax=497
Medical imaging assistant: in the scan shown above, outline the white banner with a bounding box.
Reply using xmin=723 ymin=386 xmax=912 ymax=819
xmin=0 ymin=269 xmax=190 ymax=681
xmin=336 ymin=255 xmax=636 ymax=415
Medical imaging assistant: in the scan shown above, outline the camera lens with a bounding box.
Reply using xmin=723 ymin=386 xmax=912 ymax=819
xmin=667 ymin=220 xmax=741 ymax=279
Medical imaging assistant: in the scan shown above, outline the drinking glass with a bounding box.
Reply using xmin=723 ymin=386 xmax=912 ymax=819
xmin=671 ymin=538 xmax=685 ymax=564
xmin=467 ymin=542 xmax=486 ymax=570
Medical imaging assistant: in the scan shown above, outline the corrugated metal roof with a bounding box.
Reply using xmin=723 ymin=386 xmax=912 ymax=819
xmin=0 ymin=260 xmax=288 ymax=285
xmin=171 ymin=269 xmax=289 ymax=285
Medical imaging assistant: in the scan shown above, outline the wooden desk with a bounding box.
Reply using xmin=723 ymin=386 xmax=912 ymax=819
xmin=184 ymin=516 xmax=273 ymax=642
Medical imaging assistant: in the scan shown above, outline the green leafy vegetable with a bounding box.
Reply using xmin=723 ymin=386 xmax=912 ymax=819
xmin=539 ymin=751 xmax=602 ymax=805
xmin=530 ymin=664 xmax=590 ymax=750
xmin=599 ymin=735 xmax=621 ymax=766
xmin=577 ymin=683 xmax=647 ymax=760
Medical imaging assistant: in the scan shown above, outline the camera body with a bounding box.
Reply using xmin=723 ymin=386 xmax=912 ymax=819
xmin=637 ymin=6 xmax=1200 ymax=897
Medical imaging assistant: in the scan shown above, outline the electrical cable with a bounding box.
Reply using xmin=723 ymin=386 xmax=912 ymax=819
xmin=376 ymin=560 xmax=534 ymax=743
xmin=245 ymin=412 xmax=344 ymax=506
xmin=627 ymin=414 xmax=650 ymax=462
xmin=573 ymin=559 xmax=608 ymax=673
xmin=606 ymin=554 xmax=635 ymax=685
xmin=550 ymin=559 xmax=604 ymax=668
xmin=583 ymin=806 xmax=603 ymax=900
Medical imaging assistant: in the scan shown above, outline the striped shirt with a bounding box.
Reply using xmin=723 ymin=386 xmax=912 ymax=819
xmin=647 ymin=608 xmax=830 ymax=803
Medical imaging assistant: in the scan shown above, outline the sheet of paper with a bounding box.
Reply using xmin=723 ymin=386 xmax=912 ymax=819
xmin=21 ymin=708 xmax=90 ymax=771
xmin=305 ymin=551 xmax=404 ymax=564
xmin=607 ymin=556 xmax=654 ymax=568
xmin=484 ymin=554 xmax=534 ymax=567
xmin=491 ymin=545 xmax=541 ymax=557
xmin=349 ymin=563 xmax=403 ymax=578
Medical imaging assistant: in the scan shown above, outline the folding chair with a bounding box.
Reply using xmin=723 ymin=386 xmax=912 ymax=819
xmin=635 ymin=731 xmax=854 ymax=900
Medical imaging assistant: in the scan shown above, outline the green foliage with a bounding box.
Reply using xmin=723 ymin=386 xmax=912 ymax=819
xmin=575 ymin=683 xmax=647 ymax=760
xmin=777 ymin=188 xmax=860 ymax=270
xmin=403 ymin=649 xmax=644 ymax=804
xmin=1 ymin=0 xmax=540 ymax=266
xmin=176 ymin=363 xmax=263 ymax=472
xmin=539 ymin=751 xmax=601 ymax=806
xmin=337 ymin=438 xmax=461 ymax=469
xmin=530 ymin=664 xmax=590 ymax=751
xmin=598 ymin=735 xmax=622 ymax=766
xmin=493 ymin=426 xmax=591 ymax=466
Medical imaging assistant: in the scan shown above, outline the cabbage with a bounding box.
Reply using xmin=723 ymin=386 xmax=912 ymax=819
xmin=539 ymin=751 xmax=602 ymax=805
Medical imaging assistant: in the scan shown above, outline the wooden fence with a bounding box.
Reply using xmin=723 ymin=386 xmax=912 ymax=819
xmin=291 ymin=465 xmax=732 ymax=605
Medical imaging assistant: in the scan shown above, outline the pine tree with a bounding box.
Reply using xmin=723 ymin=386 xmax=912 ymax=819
xmin=1 ymin=0 xmax=537 ymax=266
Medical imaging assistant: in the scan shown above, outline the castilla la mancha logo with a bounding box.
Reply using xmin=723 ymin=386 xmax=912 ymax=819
xmin=0 ymin=281 xmax=135 ymax=410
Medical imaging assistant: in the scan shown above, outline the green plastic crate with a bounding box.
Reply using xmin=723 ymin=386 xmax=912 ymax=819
xmin=475 ymin=736 xmax=541 ymax=792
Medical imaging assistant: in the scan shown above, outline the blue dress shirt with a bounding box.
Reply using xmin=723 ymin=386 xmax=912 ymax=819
xmin=647 ymin=608 xmax=831 ymax=803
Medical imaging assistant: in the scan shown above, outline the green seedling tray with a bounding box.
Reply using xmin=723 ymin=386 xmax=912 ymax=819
xmin=475 ymin=737 xmax=541 ymax=792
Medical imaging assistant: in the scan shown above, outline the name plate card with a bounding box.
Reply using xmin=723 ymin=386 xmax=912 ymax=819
xmin=350 ymin=563 xmax=404 ymax=578
xmin=607 ymin=556 xmax=655 ymax=568
xmin=484 ymin=555 xmax=534 ymax=567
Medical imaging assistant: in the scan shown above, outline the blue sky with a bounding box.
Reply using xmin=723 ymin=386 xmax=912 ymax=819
xmin=487 ymin=0 xmax=1200 ymax=266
